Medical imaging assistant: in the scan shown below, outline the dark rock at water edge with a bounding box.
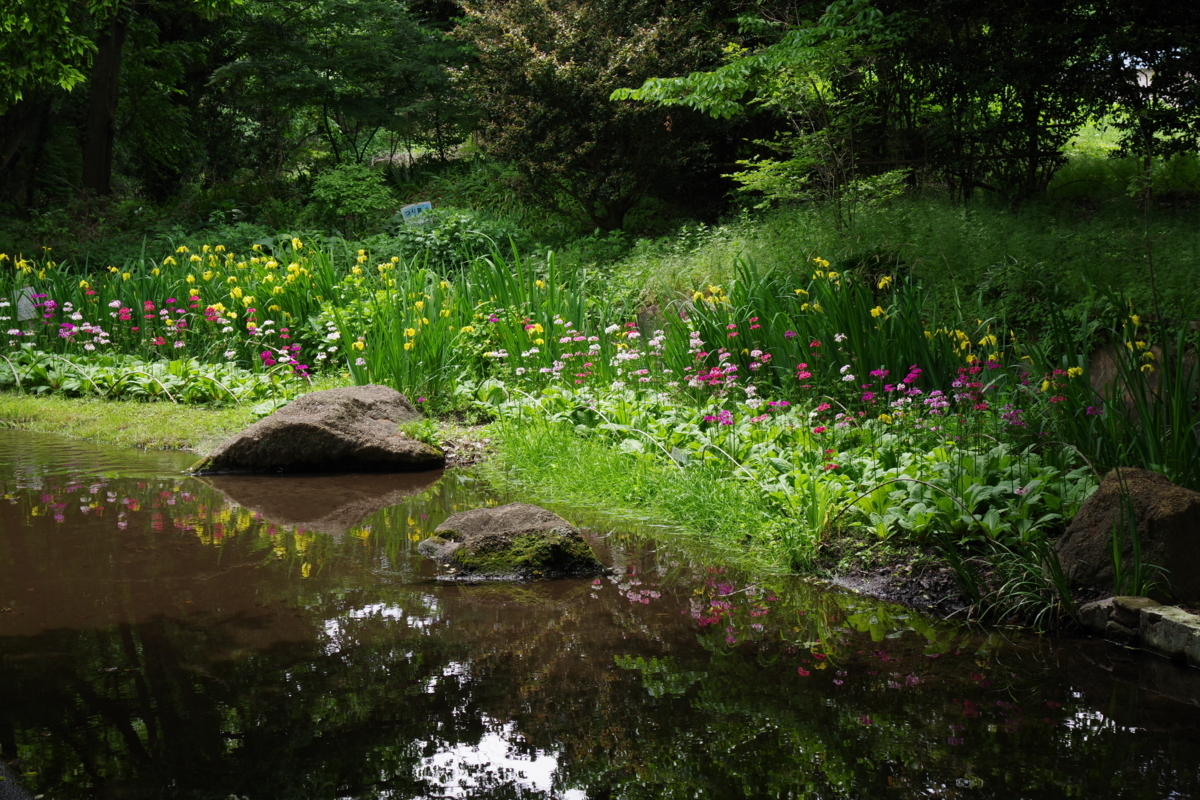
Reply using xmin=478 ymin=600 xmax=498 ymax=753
xmin=418 ymin=502 xmax=606 ymax=582
xmin=190 ymin=384 xmax=444 ymax=474
xmin=1056 ymin=468 xmax=1200 ymax=603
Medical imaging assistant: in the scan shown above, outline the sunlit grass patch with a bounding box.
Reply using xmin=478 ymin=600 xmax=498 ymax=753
xmin=0 ymin=392 xmax=258 ymax=451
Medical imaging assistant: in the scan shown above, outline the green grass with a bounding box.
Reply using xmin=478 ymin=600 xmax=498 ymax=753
xmin=606 ymin=194 xmax=1200 ymax=332
xmin=485 ymin=417 xmax=787 ymax=571
xmin=0 ymin=392 xmax=258 ymax=451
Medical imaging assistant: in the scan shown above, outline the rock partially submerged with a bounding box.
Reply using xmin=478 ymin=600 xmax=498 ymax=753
xmin=1056 ymin=468 xmax=1200 ymax=603
xmin=418 ymin=502 xmax=606 ymax=582
xmin=190 ymin=384 xmax=444 ymax=474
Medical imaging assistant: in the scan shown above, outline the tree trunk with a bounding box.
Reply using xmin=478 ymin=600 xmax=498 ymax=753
xmin=82 ymin=4 xmax=134 ymax=196
xmin=0 ymin=98 xmax=47 ymax=173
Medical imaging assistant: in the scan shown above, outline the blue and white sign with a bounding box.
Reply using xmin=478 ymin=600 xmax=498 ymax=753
xmin=401 ymin=201 xmax=433 ymax=225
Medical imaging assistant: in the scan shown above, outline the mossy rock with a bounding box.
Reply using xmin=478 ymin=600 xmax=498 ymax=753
xmin=417 ymin=502 xmax=606 ymax=582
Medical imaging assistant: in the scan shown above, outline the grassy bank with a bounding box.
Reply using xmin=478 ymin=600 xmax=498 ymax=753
xmin=485 ymin=417 xmax=785 ymax=571
xmin=0 ymin=392 xmax=258 ymax=451
xmin=604 ymin=194 xmax=1200 ymax=331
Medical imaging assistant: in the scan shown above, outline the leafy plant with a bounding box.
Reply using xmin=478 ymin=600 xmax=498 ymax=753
xmin=982 ymin=538 xmax=1078 ymax=631
xmin=398 ymin=417 xmax=440 ymax=448
xmin=309 ymin=163 xmax=397 ymax=235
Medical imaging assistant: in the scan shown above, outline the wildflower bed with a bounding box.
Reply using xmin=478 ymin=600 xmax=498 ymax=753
xmin=3 ymin=239 xmax=1196 ymax=623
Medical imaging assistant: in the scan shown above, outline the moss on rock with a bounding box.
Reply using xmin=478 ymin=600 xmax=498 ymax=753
xmin=418 ymin=503 xmax=606 ymax=582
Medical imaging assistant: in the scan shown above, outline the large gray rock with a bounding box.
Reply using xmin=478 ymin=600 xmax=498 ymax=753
xmin=190 ymin=384 xmax=444 ymax=474
xmin=418 ymin=502 xmax=606 ymax=582
xmin=1056 ymin=468 xmax=1200 ymax=602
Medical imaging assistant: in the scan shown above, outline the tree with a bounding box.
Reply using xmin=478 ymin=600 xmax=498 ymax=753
xmin=210 ymin=0 xmax=470 ymax=170
xmin=876 ymin=0 xmax=1109 ymax=201
xmin=613 ymin=0 xmax=908 ymax=224
xmin=81 ymin=0 xmax=242 ymax=195
xmin=0 ymin=0 xmax=122 ymax=114
xmin=0 ymin=0 xmax=118 ymax=179
xmin=0 ymin=0 xmax=240 ymax=196
xmin=1087 ymin=1 xmax=1200 ymax=199
xmin=457 ymin=0 xmax=725 ymax=231
xmin=615 ymin=0 xmax=1200 ymax=206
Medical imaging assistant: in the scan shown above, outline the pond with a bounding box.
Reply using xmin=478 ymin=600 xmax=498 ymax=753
xmin=1 ymin=429 xmax=1199 ymax=799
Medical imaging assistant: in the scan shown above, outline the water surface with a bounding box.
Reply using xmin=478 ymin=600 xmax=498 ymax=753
xmin=1 ymin=430 xmax=1199 ymax=798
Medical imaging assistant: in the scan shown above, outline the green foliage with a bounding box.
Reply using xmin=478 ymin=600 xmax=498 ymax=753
xmin=979 ymin=538 xmax=1078 ymax=631
xmin=309 ymin=163 xmax=397 ymax=235
xmin=397 ymin=416 xmax=440 ymax=448
xmin=457 ymin=0 xmax=723 ymax=230
xmin=374 ymin=208 xmax=528 ymax=271
xmin=619 ymin=0 xmax=1200 ymax=205
xmin=210 ymin=0 xmax=470 ymax=168
xmin=1023 ymin=310 xmax=1200 ymax=492
xmin=1049 ymin=150 xmax=1200 ymax=201
xmin=0 ymin=349 xmax=301 ymax=405
xmin=0 ymin=0 xmax=122 ymax=111
xmin=1108 ymin=471 xmax=1166 ymax=598
xmin=491 ymin=382 xmax=1096 ymax=570
xmin=616 ymin=2 xmax=904 ymax=223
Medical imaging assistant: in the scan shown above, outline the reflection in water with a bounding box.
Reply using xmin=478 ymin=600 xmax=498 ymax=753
xmin=197 ymin=470 xmax=445 ymax=536
xmin=1 ymin=430 xmax=1200 ymax=798
xmin=420 ymin=718 xmax=587 ymax=800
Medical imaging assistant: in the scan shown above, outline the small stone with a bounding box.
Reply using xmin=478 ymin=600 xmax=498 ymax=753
xmin=1077 ymin=597 xmax=1114 ymax=634
xmin=1112 ymin=596 xmax=1161 ymax=629
xmin=1105 ymin=619 xmax=1139 ymax=646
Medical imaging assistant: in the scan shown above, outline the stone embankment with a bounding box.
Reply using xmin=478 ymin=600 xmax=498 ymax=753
xmin=1079 ymin=596 xmax=1200 ymax=668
